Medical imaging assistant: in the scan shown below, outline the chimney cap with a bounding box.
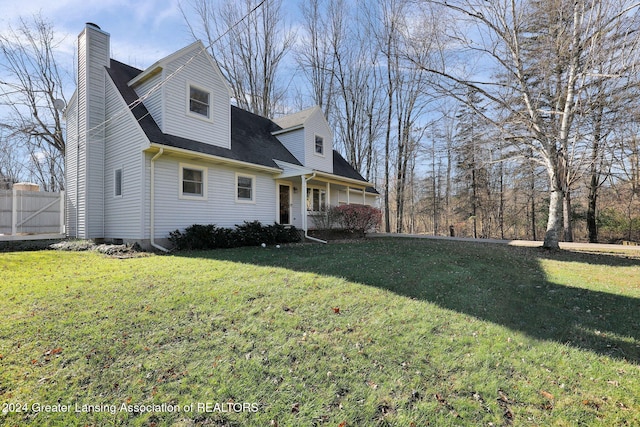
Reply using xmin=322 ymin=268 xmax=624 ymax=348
xmin=86 ymin=22 xmax=101 ymax=30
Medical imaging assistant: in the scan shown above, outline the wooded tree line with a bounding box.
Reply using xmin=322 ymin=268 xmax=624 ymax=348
xmin=2 ymin=0 xmax=640 ymax=248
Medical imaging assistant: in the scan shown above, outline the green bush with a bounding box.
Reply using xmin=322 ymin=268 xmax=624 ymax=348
xmin=168 ymin=222 xmax=300 ymax=251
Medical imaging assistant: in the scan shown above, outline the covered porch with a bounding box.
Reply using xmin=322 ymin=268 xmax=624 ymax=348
xmin=274 ymin=161 xmax=377 ymax=234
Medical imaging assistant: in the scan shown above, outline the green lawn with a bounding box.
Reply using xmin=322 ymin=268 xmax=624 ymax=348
xmin=0 ymin=238 xmax=638 ymax=426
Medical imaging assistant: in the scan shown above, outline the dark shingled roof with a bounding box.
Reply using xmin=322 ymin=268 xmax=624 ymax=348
xmin=106 ymin=58 xmax=376 ymax=193
xmin=106 ymin=59 xmax=301 ymax=169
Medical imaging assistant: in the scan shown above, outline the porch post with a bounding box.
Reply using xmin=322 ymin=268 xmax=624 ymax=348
xmin=363 ymin=188 xmax=366 ymax=205
xmin=346 ymin=186 xmax=350 ymax=204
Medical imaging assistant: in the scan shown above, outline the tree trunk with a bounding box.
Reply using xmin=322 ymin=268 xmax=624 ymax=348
xmin=587 ymin=176 xmax=598 ymax=243
xmin=544 ymin=188 xmax=563 ymax=249
xmin=471 ymin=168 xmax=478 ymax=239
xmin=563 ymin=190 xmax=573 ymax=242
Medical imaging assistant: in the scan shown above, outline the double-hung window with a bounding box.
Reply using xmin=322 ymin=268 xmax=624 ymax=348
xmin=314 ymin=135 xmax=324 ymax=155
xmin=189 ymin=85 xmax=210 ymax=118
xmin=236 ymin=173 xmax=254 ymax=202
xmin=179 ymin=163 xmax=207 ymax=199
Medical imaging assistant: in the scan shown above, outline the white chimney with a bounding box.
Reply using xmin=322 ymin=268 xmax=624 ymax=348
xmin=73 ymin=23 xmax=110 ymax=238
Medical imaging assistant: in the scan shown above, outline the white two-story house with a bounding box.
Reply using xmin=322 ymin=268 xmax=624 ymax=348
xmin=65 ymin=23 xmax=377 ymax=250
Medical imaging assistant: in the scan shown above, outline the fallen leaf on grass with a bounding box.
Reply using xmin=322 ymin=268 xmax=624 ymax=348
xmin=291 ymin=403 xmax=299 ymax=414
xmin=332 ymin=307 xmax=341 ymax=314
xmin=43 ymin=347 xmax=62 ymax=356
xmin=497 ymin=389 xmax=512 ymax=403
xmin=540 ymin=390 xmax=554 ymax=400
xmin=582 ymin=399 xmax=601 ymax=410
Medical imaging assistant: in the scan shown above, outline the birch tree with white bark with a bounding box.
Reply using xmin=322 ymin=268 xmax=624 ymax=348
xmin=414 ymin=0 xmax=640 ymax=249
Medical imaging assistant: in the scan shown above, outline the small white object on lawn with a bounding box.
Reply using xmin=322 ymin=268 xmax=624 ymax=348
xmin=261 ymin=243 xmax=266 ymax=248
xmin=276 ymin=245 xmax=280 ymax=249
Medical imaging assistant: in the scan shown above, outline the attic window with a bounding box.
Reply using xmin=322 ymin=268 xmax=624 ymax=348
xmin=189 ymin=85 xmax=210 ymax=118
xmin=315 ymin=135 xmax=324 ymax=155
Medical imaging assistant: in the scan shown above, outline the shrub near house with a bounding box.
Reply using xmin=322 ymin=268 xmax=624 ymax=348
xmin=333 ymin=204 xmax=382 ymax=235
xmin=169 ymin=221 xmax=300 ymax=250
xmin=310 ymin=204 xmax=382 ymax=239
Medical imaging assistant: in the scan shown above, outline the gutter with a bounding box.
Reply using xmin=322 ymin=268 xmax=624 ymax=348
xmin=147 ymin=143 xmax=282 ymax=174
xmin=303 ymin=172 xmax=327 ymax=244
xmin=150 ymin=148 xmax=169 ymax=252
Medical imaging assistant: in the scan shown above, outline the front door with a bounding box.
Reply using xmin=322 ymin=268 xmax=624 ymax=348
xmin=279 ymin=184 xmax=291 ymax=224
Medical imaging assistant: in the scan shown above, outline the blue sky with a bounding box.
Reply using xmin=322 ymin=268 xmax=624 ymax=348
xmin=0 ymin=0 xmax=304 ymax=103
xmin=0 ymin=0 xmax=196 ymax=69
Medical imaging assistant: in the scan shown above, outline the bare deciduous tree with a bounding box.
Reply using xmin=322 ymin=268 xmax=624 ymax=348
xmin=182 ymin=0 xmax=295 ymax=118
xmin=0 ymin=14 xmax=67 ymax=191
xmin=413 ymin=0 xmax=640 ymax=249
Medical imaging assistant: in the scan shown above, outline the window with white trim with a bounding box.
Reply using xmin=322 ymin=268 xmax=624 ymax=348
xmin=306 ymin=187 xmax=326 ymax=212
xmin=114 ymin=168 xmax=123 ymax=197
xmin=236 ymin=173 xmax=254 ymax=202
xmin=314 ymin=135 xmax=324 ymax=155
xmin=179 ymin=163 xmax=207 ymax=199
xmin=189 ymin=85 xmax=210 ymax=118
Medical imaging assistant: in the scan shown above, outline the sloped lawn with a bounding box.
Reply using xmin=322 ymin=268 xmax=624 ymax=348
xmin=0 ymin=238 xmax=638 ymax=426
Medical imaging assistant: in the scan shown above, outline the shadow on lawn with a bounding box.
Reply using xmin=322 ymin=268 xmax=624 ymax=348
xmin=181 ymin=239 xmax=640 ymax=364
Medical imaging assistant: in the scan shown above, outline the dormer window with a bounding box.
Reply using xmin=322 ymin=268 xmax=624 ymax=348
xmin=315 ymin=135 xmax=324 ymax=155
xmin=189 ymin=85 xmax=210 ymax=118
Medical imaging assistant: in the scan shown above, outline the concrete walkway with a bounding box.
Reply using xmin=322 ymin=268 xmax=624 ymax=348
xmin=368 ymin=233 xmax=640 ymax=252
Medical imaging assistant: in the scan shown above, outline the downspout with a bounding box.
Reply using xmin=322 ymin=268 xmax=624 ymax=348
xmin=150 ymin=149 xmax=169 ymax=252
xmin=303 ymin=172 xmax=327 ymax=244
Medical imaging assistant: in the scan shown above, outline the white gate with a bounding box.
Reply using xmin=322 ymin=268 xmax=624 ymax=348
xmin=0 ymin=190 xmax=65 ymax=241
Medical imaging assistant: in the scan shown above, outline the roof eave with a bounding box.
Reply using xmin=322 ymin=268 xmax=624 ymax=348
xmin=146 ymin=143 xmax=283 ymax=174
xmin=313 ymin=170 xmax=373 ymax=188
xmin=271 ymin=124 xmax=304 ymax=136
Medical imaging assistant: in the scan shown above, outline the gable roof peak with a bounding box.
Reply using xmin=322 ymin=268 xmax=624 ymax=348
xmin=127 ymin=40 xmax=232 ymax=97
xmin=273 ymin=105 xmax=323 ymax=130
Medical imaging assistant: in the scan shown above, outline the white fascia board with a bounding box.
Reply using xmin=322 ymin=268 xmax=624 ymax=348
xmin=273 ymin=159 xmax=372 ymax=188
xmin=313 ymin=171 xmax=372 ymax=188
xmin=146 ymin=143 xmax=283 ymax=174
xmin=271 ymin=124 xmax=305 ymax=136
xmin=273 ymin=160 xmax=312 ymax=178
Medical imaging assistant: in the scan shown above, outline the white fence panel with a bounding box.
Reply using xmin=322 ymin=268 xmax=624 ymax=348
xmin=0 ymin=190 xmax=65 ymax=239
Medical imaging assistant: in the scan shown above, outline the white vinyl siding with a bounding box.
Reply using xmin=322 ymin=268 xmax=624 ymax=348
xmin=273 ymin=108 xmax=333 ymax=173
xmin=103 ymin=78 xmax=146 ymax=239
xmin=65 ymin=94 xmax=79 ymax=237
xmin=134 ymin=72 xmax=164 ymax=129
xmin=75 ymin=24 xmax=110 ymax=239
xmin=303 ymin=109 xmax=333 ymax=173
xmin=161 ymin=47 xmax=230 ymax=148
xmin=274 ymin=128 xmax=305 ymax=165
xmin=146 ymin=157 xmax=277 ymax=240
